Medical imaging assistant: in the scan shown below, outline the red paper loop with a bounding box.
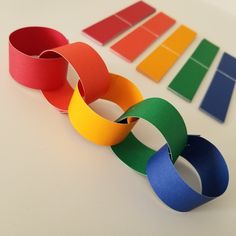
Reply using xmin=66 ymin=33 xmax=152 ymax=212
xmin=9 ymin=26 xmax=69 ymax=90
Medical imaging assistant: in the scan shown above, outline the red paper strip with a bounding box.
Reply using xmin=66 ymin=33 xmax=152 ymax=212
xmin=116 ymin=1 xmax=156 ymax=25
xmin=110 ymin=12 xmax=175 ymax=62
xmin=82 ymin=1 xmax=156 ymax=45
xmin=82 ymin=15 xmax=130 ymax=46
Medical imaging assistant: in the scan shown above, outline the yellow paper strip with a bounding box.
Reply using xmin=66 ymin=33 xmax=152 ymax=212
xmin=137 ymin=25 xmax=197 ymax=82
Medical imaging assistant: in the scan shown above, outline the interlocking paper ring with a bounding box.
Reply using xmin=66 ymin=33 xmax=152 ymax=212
xmin=9 ymin=26 xmax=68 ymax=90
xmin=111 ymin=97 xmax=187 ymax=174
xmin=69 ymin=73 xmax=143 ymax=145
xmin=147 ymin=135 xmax=229 ymax=211
xmin=9 ymin=26 xmax=229 ymax=212
xmin=40 ymin=42 xmax=111 ymax=111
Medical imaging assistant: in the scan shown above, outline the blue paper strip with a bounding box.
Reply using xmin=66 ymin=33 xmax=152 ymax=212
xmin=200 ymin=71 xmax=235 ymax=122
xmin=218 ymin=53 xmax=236 ymax=80
xmin=146 ymin=135 xmax=229 ymax=212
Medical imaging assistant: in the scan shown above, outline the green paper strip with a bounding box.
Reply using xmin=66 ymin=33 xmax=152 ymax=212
xmin=169 ymin=60 xmax=207 ymax=101
xmin=111 ymin=98 xmax=187 ymax=175
xmin=168 ymin=39 xmax=219 ymax=101
xmin=191 ymin=39 xmax=219 ymax=67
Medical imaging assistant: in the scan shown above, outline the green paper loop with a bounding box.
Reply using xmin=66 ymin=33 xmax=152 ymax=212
xmin=111 ymin=98 xmax=187 ymax=175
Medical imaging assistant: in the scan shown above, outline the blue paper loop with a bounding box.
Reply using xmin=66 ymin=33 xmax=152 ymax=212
xmin=146 ymin=135 xmax=229 ymax=212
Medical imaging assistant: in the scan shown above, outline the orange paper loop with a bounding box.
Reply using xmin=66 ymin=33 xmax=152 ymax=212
xmin=40 ymin=42 xmax=111 ymax=112
xmin=68 ymin=73 xmax=143 ymax=145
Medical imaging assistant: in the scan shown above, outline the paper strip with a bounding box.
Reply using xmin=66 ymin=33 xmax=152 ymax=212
xmin=82 ymin=16 xmax=130 ymax=46
xmin=137 ymin=25 xmax=196 ymax=82
xmin=142 ymin=12 xmax=175 ymax=36
xmin=40 ymin=42 xmax=111 ymax=112
xmin=162 ymin=25 xmax=196 ymax=55
xmin=168 ymin=39 xmax=219 ymax=101
xmin=218 ymin=53 xmax=236 ymax=81
xmin=9 ymin=27 xmax=69 ymax=90
xmin=137 ymin=45 xmax=179 ymax=81
xmin=68 ymin=73 xmax=143 ymax=145
xmin=191 ymin=39 xmax=219 ymax=68
xmin=82 ymin=1 xmax=156 ymax=45
xmin=110 ymin=27 xmax=157 ymax=62
xmin=110 ymin=12 xmax=175 ymax=62
xmin=147 ymin=135 xmax=229 ymax=212
xmin=111 ymin=97 xmax=188 ymax=174
xmin=116 ymin=1 xmax=156 ymax=25
xmin=200 ymin=71 xmax=235 ymax=122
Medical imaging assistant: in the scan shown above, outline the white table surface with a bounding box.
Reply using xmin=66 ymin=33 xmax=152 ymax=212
xmin=0 ymin=0 xmax=235 ymax=235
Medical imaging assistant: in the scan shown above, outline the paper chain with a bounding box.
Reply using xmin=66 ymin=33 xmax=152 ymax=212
xmin=9 ymin=26 xmax=229 ymax=212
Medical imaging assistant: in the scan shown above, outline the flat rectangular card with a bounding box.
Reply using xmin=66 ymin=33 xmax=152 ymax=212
xmin=116 ymin=1 xmax=156 ymax=25
xmin=218 ymin=53 xmax=236 ymax=80
xmin=137 ymin=25 xmax=196 ymax=81
xmin=110 ymin=27 xmax=157 ymax=62
xmin=137 ymin=45 xmax=178 ymax=81
xmin=168 ymin=60 xmax=207 ymax=101
xmin=82 ymin=1 xmax=156 ymax=45
xmin=168 ymin=39 xmax=219 ymax=101
xmin=82 ymin=15 xmax=130 ymax=45
xmin=110 ymin=12 xmax=175 ymax=62
xmin=162 ymin=25 xmax=196 ymax=55
xmin=141 ymin=12 xmax=176 ymax=36
xmin=200 ymin=71 xmax=235 ymax=122
xmin=191 ymin=39 xmax=220 ymax=67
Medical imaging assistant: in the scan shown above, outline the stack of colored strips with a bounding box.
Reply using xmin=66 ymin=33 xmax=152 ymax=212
xmin=168 ymin=39 xmax=219 ymax=101
xmin=137 ymin=25 xmax=196 ymax=82
xmin=9 ymin=26 xmax=229 ymax=212
xmin=82 ymin=1 xmax=156 ymax=45
xmin=82 ymin=1 xmax=236 ymax=124
xmin=200 ymin=53 xmax=236 ymax=122
xmin=110 ymin=12 xmax=176 ymax=62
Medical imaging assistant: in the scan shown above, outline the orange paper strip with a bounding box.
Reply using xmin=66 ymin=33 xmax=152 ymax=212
xmin=82 ymin=1 xmax=156 ymax=45
xmin=111 ymin=12 xmax=175 ymax=62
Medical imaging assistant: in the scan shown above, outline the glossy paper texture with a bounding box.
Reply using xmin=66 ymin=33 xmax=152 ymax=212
xmin=200 ymin=72 xmax=235 ymax=122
